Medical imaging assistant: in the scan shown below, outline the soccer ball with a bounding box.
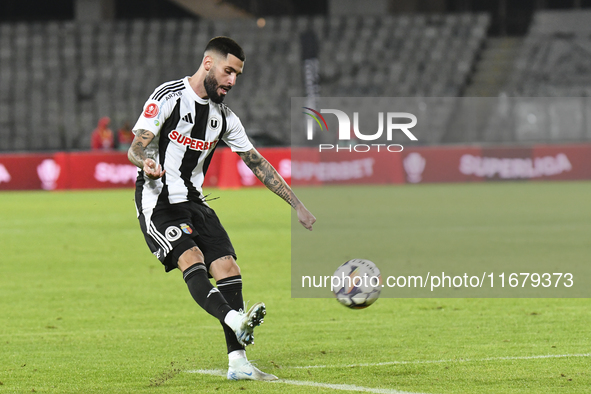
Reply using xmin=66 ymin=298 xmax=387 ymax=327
xmin=332 ymin=259 xmax=381 ymax=309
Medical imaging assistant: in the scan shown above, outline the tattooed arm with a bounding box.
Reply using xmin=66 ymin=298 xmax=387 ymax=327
xmin=128 ymin=129 xmax=166 ymax=180
xmin=238 ymin=148 xmax=316 ymax=231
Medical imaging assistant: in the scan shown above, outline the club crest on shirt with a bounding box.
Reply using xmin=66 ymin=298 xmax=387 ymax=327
xmin=209 ymin=117 xmax=221 ymax=131
xmin=180 ymin=223 xmax=193 ymax=235
xmin=165 ymin=226 xmax=182 ymax=241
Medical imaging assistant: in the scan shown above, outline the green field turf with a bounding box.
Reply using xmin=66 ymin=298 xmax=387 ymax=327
xmin=0 ymin=183 xmax=590 ymax=394
xmin=291 ymin=182 xmax=591 ymax=298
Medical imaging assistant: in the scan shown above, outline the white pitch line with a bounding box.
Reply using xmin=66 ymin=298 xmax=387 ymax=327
xmin=269 ymin=378 xmax=424 ymax=394
xmin=187 ymin=354 xmax=590 ymax=393
xmin=287 ymin=353 xmax=591 ymax=369
xmin=187 ymin=369 xmax=425 ymax=394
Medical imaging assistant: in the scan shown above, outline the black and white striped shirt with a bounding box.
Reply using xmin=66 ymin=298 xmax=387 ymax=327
xmin=132 ymin=77 xmax=253 ymax=218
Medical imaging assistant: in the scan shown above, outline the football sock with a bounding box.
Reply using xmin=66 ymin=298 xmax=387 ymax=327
xmin=183 ymin=263 xmax=232 ymax=322
xmin=217 ymin=275 xmax=246 ymax=353
xmin=228 ymin=349 xmax=247 ymax=366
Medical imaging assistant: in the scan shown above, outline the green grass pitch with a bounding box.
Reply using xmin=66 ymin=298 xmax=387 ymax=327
xmin=0 ymin=183 xmax=590 ymax=393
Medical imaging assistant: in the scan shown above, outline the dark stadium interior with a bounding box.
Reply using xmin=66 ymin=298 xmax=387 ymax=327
xmin=1 ymin=0 xmax=591 ymax=151
xmin=5 ymin=0 xmax=591 ymax=33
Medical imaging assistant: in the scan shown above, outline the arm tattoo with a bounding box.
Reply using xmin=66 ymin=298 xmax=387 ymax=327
xmin=128 ymin=129 xmax=155 ymax=168
xmin=238 ymin=149 xmax=299 ymax=209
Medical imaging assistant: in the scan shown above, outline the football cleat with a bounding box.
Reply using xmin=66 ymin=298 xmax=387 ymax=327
xmin=234 ymin=302 xmax=266 ymax=347
xmin=227 ymin=359 xmax=278 ymax=381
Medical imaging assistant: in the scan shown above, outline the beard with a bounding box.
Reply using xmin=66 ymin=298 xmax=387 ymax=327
xmin=204 ymin=72 xmax=227 ymax=104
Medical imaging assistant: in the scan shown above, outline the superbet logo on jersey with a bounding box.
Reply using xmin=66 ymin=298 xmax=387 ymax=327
xmin=303 ymin=107 xmax=418 ymax=152
xmin=143 ymin=103 xmax=159 ymax=118
xmin=169 ymin=130 xmax=218 ymax=152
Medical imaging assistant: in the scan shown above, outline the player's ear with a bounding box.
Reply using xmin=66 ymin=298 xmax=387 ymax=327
xmin=203 ymin=54 xmax=214 ymax=72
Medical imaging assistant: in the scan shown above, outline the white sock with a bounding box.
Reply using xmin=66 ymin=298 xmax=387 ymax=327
xmin=228 ymin=349 xmax=247 ymax=366
xmin=224 ymin=310 xmax=240 ymax=331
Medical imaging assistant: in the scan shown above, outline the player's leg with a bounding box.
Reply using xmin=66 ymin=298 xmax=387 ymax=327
xmin=209 ymin=256 xmax=245 ymax=353
xmin=138 ymin=205 xmax=274 ymax=379
xmin=210 ymin=256 xmax=267 ymax=353
xmin=176 ymin=242 xmax=265 ymax=349
xmin=190 ymin=205 xmax=266 ymax=348
xmin=175 ymin=240 xmax=233 ymax=323
xmin=185 ymin=203 xmax=277 ymax=381
xmin=139 ymin=203 xmax=233 ymax=323
xmin=209 ymin=255 xmax=277 ymax=381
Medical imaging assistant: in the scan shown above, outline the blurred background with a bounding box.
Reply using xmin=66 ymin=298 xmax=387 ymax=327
xmin=1 ymin=0 xmax=591 ymax=151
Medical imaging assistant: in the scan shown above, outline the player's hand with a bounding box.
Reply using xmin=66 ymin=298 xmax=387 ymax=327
xmin=296 ymin=204 xmax=316 ymax=231
xmin=143 ymin=158 xmax=165 ymax=180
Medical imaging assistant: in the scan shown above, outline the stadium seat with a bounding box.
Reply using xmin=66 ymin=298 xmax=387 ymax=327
xmin=496 ymin=10 xmax=591 ymax=142
xmin=0 ymin=12 xmax=496 ymax=151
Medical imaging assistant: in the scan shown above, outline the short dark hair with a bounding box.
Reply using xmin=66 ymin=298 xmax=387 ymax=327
xmin=205 ymin=36 xmax=245 ymax=61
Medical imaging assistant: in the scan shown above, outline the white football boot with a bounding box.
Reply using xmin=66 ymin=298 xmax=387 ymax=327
xmin=227 ymin=358 xmax=278 ymax=381
xmin=229 ymin=302 xmax=266 ymax=347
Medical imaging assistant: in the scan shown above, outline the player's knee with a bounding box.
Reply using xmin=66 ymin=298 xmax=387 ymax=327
xmin=211 ymin=255 xmax=240 ymax=278
xmin=177 ymin=246 xmax=205 ymax=272
xmin=227 ymin=260 xmax=241 ymax=276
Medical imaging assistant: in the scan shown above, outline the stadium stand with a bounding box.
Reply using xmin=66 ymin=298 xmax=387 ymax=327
xmin=507 ymin=10 xmax=591 ymax=97
xmin=480 ymin=10 xmax=591 ymax=143
xmin=0 ymin=14 xmax=489 ymax=151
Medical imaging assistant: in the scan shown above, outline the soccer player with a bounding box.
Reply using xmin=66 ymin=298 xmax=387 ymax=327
xmin=128 ymin=36 xmax=316 ymax=381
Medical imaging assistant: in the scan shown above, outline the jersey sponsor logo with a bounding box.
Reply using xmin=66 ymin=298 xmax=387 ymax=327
xmin=165 ymin=226 xmax=182 ymax=242
xmin=154 ymin=120 xmax=160 ymax=126
xmin=169 ymin=130 xmax=219 ymax=151
xmin=143 ymin=103 xmax=159 ymax=118
xmin=209 ymin=117 xmax=221 ymax=131
xmin=180 ymin=223 xmax=193 ymax=235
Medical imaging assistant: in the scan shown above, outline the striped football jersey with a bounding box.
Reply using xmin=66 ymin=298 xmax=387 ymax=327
xmin=132 ymin=76 xmax=253 ymax=218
